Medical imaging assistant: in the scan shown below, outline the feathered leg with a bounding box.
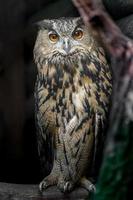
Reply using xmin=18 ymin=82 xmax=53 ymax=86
xmin=56 ymin=114 xmax=95 ymax=193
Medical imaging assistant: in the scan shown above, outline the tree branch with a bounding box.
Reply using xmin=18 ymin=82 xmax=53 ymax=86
xmin=0 ymin=182 xmax=88 ymax=200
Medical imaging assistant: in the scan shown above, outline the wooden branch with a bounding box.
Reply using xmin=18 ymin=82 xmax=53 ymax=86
xmin=0 ymin=182 xmax=89 ymax=200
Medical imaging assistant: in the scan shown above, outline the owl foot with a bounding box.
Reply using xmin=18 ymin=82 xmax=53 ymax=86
xmin=39 ymin=174 xmax=57 ymax=192
xmin=57 ymin=180 xmax=74 ymax=193
xmin=80 ymin=177 xmax=96 ymax=192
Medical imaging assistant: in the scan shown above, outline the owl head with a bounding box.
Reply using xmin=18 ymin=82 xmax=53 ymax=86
xmin=34 ymin=17 xmax=98 ymax=65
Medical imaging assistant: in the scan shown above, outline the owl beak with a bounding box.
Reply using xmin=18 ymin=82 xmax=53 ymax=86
xmin=63 ymin=39 xmax=71 ymax=54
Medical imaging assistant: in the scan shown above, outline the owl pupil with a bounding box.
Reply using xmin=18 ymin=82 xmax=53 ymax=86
xmin=49 ymin=33 xmax=59 ymax=42
xmin=73 ymin=30 xmax=83 ymax=40
xmin=75 ymin=31 xmax=80 ymax=36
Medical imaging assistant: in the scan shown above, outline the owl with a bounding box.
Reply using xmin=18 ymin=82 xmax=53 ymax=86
xmin=34 ymin=17 xmax=112 ymax=193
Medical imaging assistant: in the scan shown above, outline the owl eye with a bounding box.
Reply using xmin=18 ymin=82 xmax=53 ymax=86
xmin=73 ymin=29 xmax=83 ymax=40
xmin=49 ymin=33 xmax=59 ymax=43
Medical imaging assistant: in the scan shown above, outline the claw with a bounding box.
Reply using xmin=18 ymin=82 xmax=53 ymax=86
xmin=58 ymin=181 xmax=73 ymax=193
xmin=39 ymin=174 xmax=57 ymax=192
xmin=80 ymin=177 xmax=96 ymax=193
xmin=88 ymin=183 xmax=96 ymax=192
xmin=39 ymin=180 xmax=49 ymax=192
xmin=64 ymin=181 xmax=73 ymax=192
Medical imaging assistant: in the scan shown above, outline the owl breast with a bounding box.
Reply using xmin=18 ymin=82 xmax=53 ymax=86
xmin=36 ymin=56 xmax=110 ymax=134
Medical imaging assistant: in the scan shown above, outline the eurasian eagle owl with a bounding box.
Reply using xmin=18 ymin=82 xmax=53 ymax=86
xmin=34 ymin=17 xmax=112 ymax=193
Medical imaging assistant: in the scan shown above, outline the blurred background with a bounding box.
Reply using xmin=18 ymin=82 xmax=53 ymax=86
xmin=0 ymin=0 xmax=132 ymax=184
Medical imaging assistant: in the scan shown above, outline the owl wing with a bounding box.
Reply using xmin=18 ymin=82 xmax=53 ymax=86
xmin=87 ymin=48 xmax=112 ymax=180
xmin=35 ymin=112 xmax=54 ymax=175
xmin=35 ymin=79 xmax=54 ymax=176
xmin=91 ymin=112 xmax=105 ymax=180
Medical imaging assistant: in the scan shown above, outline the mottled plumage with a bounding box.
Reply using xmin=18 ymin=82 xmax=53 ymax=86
xmin=34 ymin=17 xmax=112 ymax=193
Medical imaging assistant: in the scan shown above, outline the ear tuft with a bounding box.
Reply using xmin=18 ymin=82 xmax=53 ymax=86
xmin=75 ymin=17 xmax=84 ymax=26
xmin=34 ymin=19 xmax=53 ymax=30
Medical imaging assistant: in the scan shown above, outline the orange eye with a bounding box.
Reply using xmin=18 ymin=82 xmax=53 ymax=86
xmin=73 ymin=30 xmax=83 ymax=40
xmin=49 ymin=33 xmax=59 ymax=42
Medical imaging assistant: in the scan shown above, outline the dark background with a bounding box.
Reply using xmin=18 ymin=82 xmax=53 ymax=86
xmin=0 ymin=0 xmax=132 ymax=184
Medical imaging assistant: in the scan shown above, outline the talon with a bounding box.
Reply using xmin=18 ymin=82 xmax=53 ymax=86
xmin=39 ymin=180 xmax=49 ymax=192
xmin=58 ymin=181 xmax=73 ymax=193
xmin=64 ymin=182 xmax=72 ymax=192
xmin=80 ymin=177 xmax=96 ymax=193
xmin=89 ymin=184 xmax=96 ymax=192
xmin=64 ymin=182 xmax=68 ymax=192
xmin=39 ymin=181 xmax=43 ymax=192
xmin=39 ymin=173 xmax=58 ymax=192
